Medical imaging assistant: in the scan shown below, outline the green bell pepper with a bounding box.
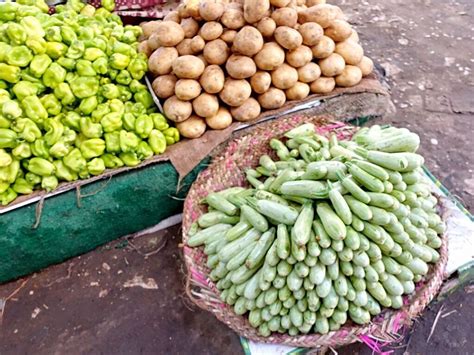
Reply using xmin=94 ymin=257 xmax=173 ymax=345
xmin=109 ymin=99 xmax=124 ymax=114
xmin=21 ymin=16 xmax=45 ymax=38
xmin=0 ymin=128 xmax=19 ymax=149
xmin=49 ymin=140 xmax=71 ymax=158
xmin=109 ymin=53 xmax=130 ymax=70
xmin=92 ymin=57 xmax=108 ymax=75
xmin=40 ymin=94 xmax=62 ymax=116
xmin=80 ymin=116 xmax=103 ymax=138
xmin=118 ymin=85 xmax=132 ymax=102
xmin=91 ymin=103 xmax=111 ymax=123
xmin=57 ymin=57 xmax=77 ymax=71
xmin=80 ymin=4 xmax=96 ymax=17
xmin=13 ymin=81 xmax=39 ymax=101
xmin=45 ymin=26 xmax=62 ymax=43
xmin=115 ymin=70 xmax=132 ymax=85
xmin=163 ymin=127 xmax=180 ymax=145
xmin=135 ymin=115 xmax=153 ymax=138
xmin=148 ymin=130 xmax=167 ymax=154
xmin=101 ymin=112 xmax=122 ymax=133
xmin=13 ymin=178 xmax=34 ymax=195
xmin=128 ymin=57 xmax=147 ymax=80
xmin=0 ymin=63 xmax=21 ymax=83
xmin=7 ymin=23 xmax=27 ymax=45
xmin=70 ymin=76 xmax=99 ymax=99
xmin=136 ymin=141 xmax=153 ymax=160
xmin=31 ymin=139 xmax=50 ymax=159
xmin=11 ymin=118 xmax=41 ymax=143
xmin=0 ymin=3 xmax=18 ymax=22
xmin=131 ymin=102 xmax=146 ymax=117
xmin=26 ymin=36 xmax=47 ymax=55
xmin=80 ymin=138 xmax=105 ymax=159
xmin=62 ymin=127 xmax=77 ymax=144
xmin=84 ymin=48 xmax=106 ymax=62
xmin=79 ymin=96 xmax=98 ymax=115
xmin=66 ymin=39 xmax=85 ymax=59
xmin=0 ymin=43 xmax=12 ymax=63
xmin=12 ymin=142 xmax=32 ymax=159
xmin=101 ymin=84 xmax=120 ymax=100
xmin=54 ymin=83 xmax=76 ymax=106
xmin=102 ymin=153 xmax=124 ymax=169
xmin=130 ymin=80 xmax=147 ymax=93
xmin=0 ymin=182 xmax=10 ymax=195
xmin=64 ymin=148 xmax=86 ymax=172
xmin=25 ymin=172 xmax=41 ymax=185
xmin=0 ymin=115 xmax=11 ymax=129
xmin=2 ymin=100 xmax=23 ymax=120
xmin=101 ymin=0 xmax=115 ymax=12
xmin=29 ymin=54 xmax=52 ymax=78
xmin=0 ymin=159 xmax=19 ymax=184
xmin=45 ymin=42 xmax=68 ymax=59
xmin=21 ymin=95 xmax=48 ymax=124
xmin=5 ymin=46 xmax=33 ymax=67
xmin=119 ymin=152 xmax=140 ymax=167
xmin=151 ymin=113 xmax=169 ymax=131
xmin=104 ymin=132 xmax=120 ymax=153
xmin=27 ymin=157 xmax=55 ymax=176
xmin=41 ymin=175 xmax=58 ymax=192
xmin=123 ymin=113 xmax=136 ymax=132
xmin=44 ymin=118 xmax=64 ymax=146
xmin=53 ymin=160 xmax=78 ymax=182
xmin=76 ymin=59 xmax=96 ymax=77
xmin=121 ymin=29 xmax=137 ymax=45
xmin=0 ymin=149 xmax=12 ymax=167
xmin=119 ymin=130 xmax=139 ymax=153
xmin=0 ymin=188 xmax=17 ymax=206
xmin=43 ymin=63 xmax=67 ymax=89
xmin=62 ymin=111 xmax=81 ymax=130
xmin=61 ymin=26 xmax=77 ymax=45
xmin=134 ymin=90 xmax=154 ymax=109
xmin=108 ymin=69 xmax=118 ymax=80
xmin=87 ymin=157 xmax=105 ymax=176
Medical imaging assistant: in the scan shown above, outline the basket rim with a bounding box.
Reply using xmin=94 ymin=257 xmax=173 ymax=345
xmin=181 ymin=117 xmax=448 ymax=348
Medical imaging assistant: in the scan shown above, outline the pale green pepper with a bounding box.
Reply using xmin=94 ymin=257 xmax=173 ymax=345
xmin=11 ymin=118 xmax=41 ymax=143
xmin=79 ymin=96 xmax=98 ymax=115
xmin=83 ymin=48 xmax=106 ymax=62
xmin=151 ymin=113 xmax=169 ymax=131
xmin=87 ymin=157 xmax=105 ymax=176
xmin=57 ymin=57 xmax=77 ymax=71
xmin=163 ymin=127 xmax=180 ymax=145
xmin=40 ymin=94 xmax=62 ymax=116
xmin=13 ymin=178 xmax=34 ymax=195
xmin=80 ymin=138 xmax=105 ymax=159
xmin=27 ymin=157 xmax=55 ymax=177
xmin=0 ymin=149 xmax=12 ymax=167
xmin=12 ymin=143 xmax=32 ymax=159
xmin=53 ymin=160 xmax=78 ymax=182
xmin=64 ymin=148 xmax=86 ymax=172
xmin=44 ymin=118 xmax=65 ymax=146
xmin=123 ymin=113 xmax=136 ymax=132
xmin=0 ymin=63 xmax=21 ymax=83
xmin=76 ymin=59 xmax=96 ymax=77
xmin=148 ymin=129 xmax=167 ymax=154
xmin=43 ymin=63 xmax=67 ymax=88
xmin=62 ymin=111 xmax=81 ymax=130
xmin=101 ymin=84 xmax=120 ymax=100
xmin=25 ymin=172 xmax=41 ymax=186
xmin=101 ymin=112 xmax=122 ymax=133
xmin=13 ymin=81 xmax=39 ymax=101
xmin=102 ymin=153 xmax=124 ymax=169
xmin=49 ymin=141 xmax=71 ymax=158
xmin=2 ymin=100 xmax=23 ymax=120
xmin=136 ymin=141 xmax=153 ymax=160
xmin=31 ymin=139 xmax=50 ymax=159
xmin=70 ymin=76 xmax=99 ymax=99
xmin=54 ymin=83 xmax=76 ymax=106
xmin=45 ymin=42 xmax=68 ymax=59
xmin=0 ymin=188 xmax=17 ymax=206
xmin=6 ymin=46 xmax=34 ymax=67
xmin=135 ymin=115 xmax=153 ymax=138
xmin=119 ymin=152 xmax=140 ymax=167
xmin=91 ymin=103 xmax=111 ymax=123
xmin=0 ymin=128 xmax=19 ymax=149
xmin=80 ymin=116 xmax=103 ymax=138
xmin=104 ymin=132 xmax=120 ymax=153
xmin=41 ymin=175 xmax=58 ymax=192
xmin=119 ymin=130 xmax=139 ymax=153
xmin=109 ymin=53 xmax=130 ymax=70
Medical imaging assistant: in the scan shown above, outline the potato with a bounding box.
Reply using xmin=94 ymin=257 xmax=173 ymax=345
xmin=153 ymin=21 xmax=185 ymax=47
xmin=298 ymin=4 xmax=340 ymax=28
xmin=221 ymin=8 xmax=246 ymax=30
xmin=256 ymin=18 xmax=276 ymax=38
xmin=172 ymin=55 xmax=205 ymax=79
xmin=271 ymin=63 xmax=299 ymax=89
xmin=335 ymin=40 xmax=364 ymax=65
xmin=175 ymin=79 xmax=202 ymax=100
xmin=319 ymin=53 xmax=345 ymax=76
xmin=335 ymin=65 xmax=362 ymax=87
xmin=176 ymin=115 xmax=207 ymax=139
xmin=228 ymin=2 xmax=244 ymax=10
xmin=206 ymin=107 xmax=233 ymax=129
xmin=200 ymin=65 xmax=225 ymax=94
xmin=197 ymin=54 xmax=208 ymax=67
xmin=349 ymin=30 xmax=359 ymax=43
xmin=152 ymin=74 xmax=177 ymax=99
xmin=311 ymin=35 xmax=335 ymax=58
xmin=163 ymin=11 xmax=180 ymax=23
xmin=164 ymin=96 xmax=193 ymax=122
xmin=306 ymin=0 xmax=326 ymax=6
xmin=232 ymin=26 xmax=264 ymax=56
xmin=200 ymin=21 xmax=224 ymax=41
xmin=183 ymin=0 xmax=201 ymax=19
xmin=199 ymin=0 xmax=225 ymax=21
xmin=271 ymin=8 xmax=298 ymax=28
xmin=254 ymin=42 xmax=285 ymax=70
xmin=270 ymin=0 xmax=291 ymax=7
xmin=357 ymin=56 xmax=374 ymax=76
xmin=231 ymin=98 xmax=261 ymax=122
xmin=176 ymin=39 xmax=194 ymax=55
xmin=138 ymin=41 xmax=152 ymax=57
xmin=297 ymin=62 xmax=321 ymax=82
xmin=148 ymin=47 xmax=178 ymax=76
xmin=243 ymin=0 xmax=270 ymax=24
xmin=250 ymin=71 xmax=272 ymax=94
xmin=190 ymin=35 xmax=205 ymax=53
xmin=141 ymin=21 xmax=162 ymax=39
xmin=193 ymin=93 xmax=219 ymax=117
xmin=285 ymin=82 xmax=310 ymax=100
xmin=286 ymin=45 xmax=313 ymax=68
xmin=147 ymin=34 xmax=160 ymax=51
xmin=221 ymin=30 xmax=237 ymax=44
xmin=274 ymin=26 xmax=303 ymax=50
xmin=220 ymin=79 xmax=252 ymax=107
xmin=203 ymin=39 xmax=230 ymax=65
xmin=178 ymin=18 xmax=198 ymax=40
xmin=226 ymin=55 xmax=257 ymax=79
xmin=296 ymin=0 xmax=305 ymax=5
xmin=325 ymin=19 xmax=352 ymax=42
xmin=258 ymin=87 xmax=286 ymax=109
xmin=310 ymin=76 xmax=335 ymax=94
xmin=298 ymin=22 xmax=324 ymax=46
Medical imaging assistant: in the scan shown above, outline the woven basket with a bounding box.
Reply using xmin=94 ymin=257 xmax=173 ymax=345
xmin=182 ymin=114 xmax=448 ymax=349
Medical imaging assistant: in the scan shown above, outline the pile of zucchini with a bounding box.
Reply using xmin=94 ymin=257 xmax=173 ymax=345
xmin=187 ymin=124 xmax=445 ymax=337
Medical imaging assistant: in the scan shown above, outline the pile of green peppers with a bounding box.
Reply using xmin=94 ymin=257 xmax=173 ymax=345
xmin=0 ymin=0 xmax=180 ymax=206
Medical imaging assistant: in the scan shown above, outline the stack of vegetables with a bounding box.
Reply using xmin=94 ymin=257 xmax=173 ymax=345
xmin=0 ymin=0 xmax=179 ymax=206
xmin=187 ymin=124 xmax=445 ymax=337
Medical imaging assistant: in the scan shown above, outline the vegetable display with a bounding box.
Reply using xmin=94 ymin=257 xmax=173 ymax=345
xmin=140 ymin=0 xmax=374 ymax=139
xmin=187 ymin=124 xmax=445 ymax=337
xmin=0 ymin=0 xmax=179 ymax=206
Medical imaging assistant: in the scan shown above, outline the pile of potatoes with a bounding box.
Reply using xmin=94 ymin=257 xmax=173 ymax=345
xmin=139 ymin=0 xmax=374 ymax=139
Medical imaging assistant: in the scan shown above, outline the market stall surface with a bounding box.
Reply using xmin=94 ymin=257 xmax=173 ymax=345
xmin=1 ymin=0 xmax=473 ymax=353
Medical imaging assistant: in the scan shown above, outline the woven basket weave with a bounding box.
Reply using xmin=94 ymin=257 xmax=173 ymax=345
xmin=182 ymin=114 xmax=448 ymax=349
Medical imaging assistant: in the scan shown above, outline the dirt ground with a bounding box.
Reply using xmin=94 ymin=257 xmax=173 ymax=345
xmin=1 ymin=0 xmax=473 ymax=354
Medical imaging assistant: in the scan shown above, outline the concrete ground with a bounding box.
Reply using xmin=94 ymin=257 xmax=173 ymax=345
xmin=1 ymin=0 xmax=473 ymax=354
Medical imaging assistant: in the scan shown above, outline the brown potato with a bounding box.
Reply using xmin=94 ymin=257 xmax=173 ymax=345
xmin=254 ymin=42 xmax=286 ymax=70
xmin=206 ymin=107 xmax=233 ymax=129
xmin=297 ymin=62 xmax=321 ymax=82
xmin=183 ymin=0 xmax=201 ymax=19
xmin=335 ymin=65 xmax=362 ymax=87
xmin=138 ymin=41 xmax=152 ymax=57
xmin=306 ymin=0 xmax=326 ymax=6
xmin=175 ymin=79 xmax=202 ymax=100
xmin=357 ymin=56 xmax=374 ymax=76
xmin=226 ymin=55 xmax=257 ymax=79
xmin=180 ymin=18 xmax=199 ymax=39
xmin=325 ymin=19 xmax=352 ymax=42
xmin=310 ymin=76 xmax=335 ymax=93
xmin=232 ymin=26 xmax=264 ymax=56
xmin=153 ymin=21 xmax=185 ymax=47
xmin=311 ymin=35 xmax=335 ymax=58
xmin=221 ymin=30 xmax=237 ymax=44
xmin=176 ymin=115 xmax=207 ymax=138
xmin=141 ymin=20 xmax=162 ymax=39
xmin=256 ymin=18 xmax=276 ymax=38
xmin=199 ymin=0 xmax=225 ymax=21
xmin=203 ymin=39 xmax=230 ymax=65
xmin=163 ymin=96 xmax=193 ymax=122
xmin=258 ymin=87 xmax=286 ymax=109
xmin=163 ymin=11 xmax=180 ymax=23
xmin=335 ymin=40 xmax=364 ymax=65
xmin=172 ymin=55 xmax=205 ymax=79
xmin=286 ymin=45 xmax=313 ymax=67
xmin=152 ymin=74 xmax=177 ymax=99
xmin=271 ymin=63 xmax=299 ymax=89
xmin=197 ymin=54 xmax=208 ymax=67
xmin=270 ymin=0 xmax=291 ymax=7
xmin=231 ymin=98 xmax=261 ymax=122
xmin=147 ymin=34 xmax=161 ymax=51
xmin=244 ymin=0 xmax=270 ymax=24
xmin=221 ymin=8 xmax=246 ymax=30
xmin=190 ymin=35 xmax=205 ymax=53
xmin=298 ymin=4 xmax=340 ymax=28
xmin=200 ymin=65 xmax=225 ymax=94
xmin=319 ymin=53 xmax=345 ymax=76
xmin=250 ymin=71 xmax=272 ymax=94
xmin=148 ymin=47 xmax=178 ymax=76
xmin=200 ymin=21 xmax=224 ymax=41
xmin=298 ymin=22 xmax=324 ymax=46
xmin=219 ymin=79 xmax=252 ymax=107
xmin=176 ymin=39 xmax=194 ymax=55
xmin=271 ymin=8 xmax=298 ymax=27
xmin=296 ymin=0 xmax=305 ymax=5
xmin=349 ymin=30 xmax=359 ymax=43
xmin=193 ymin=93 xmax=219 ymax=117
xmin=274 ymin=26 xmax=303 ymax=50
xmin=285 ymin=82 xmax=310 ymax=100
